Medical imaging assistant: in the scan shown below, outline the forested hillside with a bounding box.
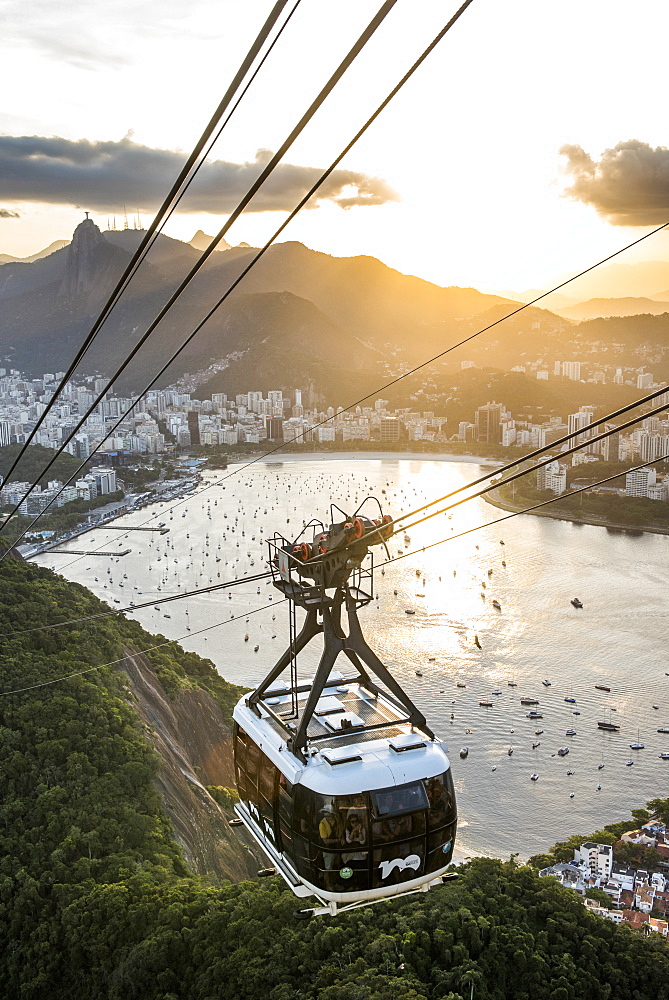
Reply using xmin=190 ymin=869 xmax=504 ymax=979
xmin=1 ymin=554 xmax=668 ymax=998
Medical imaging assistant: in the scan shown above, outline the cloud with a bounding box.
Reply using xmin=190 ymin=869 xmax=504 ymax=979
xmin=1 ymin=0 xmax=205 ymax=68
xmin=0 ymin=136 xmax=398 ymax=216
xmin=0 ymin=209 xmax=20 ymax=218
xmin=560 ymin=141 xmax=669 ymax=226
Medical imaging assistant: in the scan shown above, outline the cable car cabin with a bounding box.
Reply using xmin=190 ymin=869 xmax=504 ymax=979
xmin=231 ymin=507 xmax=457 ymax=915
xmin=232 ymin=681 xmax=456 ymax=914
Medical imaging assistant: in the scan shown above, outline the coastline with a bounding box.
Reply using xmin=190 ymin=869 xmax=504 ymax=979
xmin=484 ymin=489 xmax=669 ymax=538
xmin=229 ymin=450 xmax=503 ymax=466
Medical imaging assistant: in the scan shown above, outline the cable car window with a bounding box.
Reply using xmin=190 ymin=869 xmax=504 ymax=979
xmin=278 ymin=776 xmax=293 ymax=825
xmin=371 ymin=782 xmax=428 ymax=819
xmin=246 ymin=739 xmax=260 ymax=773
xmin=372 ymin=810 xmax=425 ymax=844
xmin=292 ymin=834 xmax=319 ymax=883
xmin=426 ymin=824 xmax=456 ymax=873
xmin=307 ymin=793 xmax=369 ymax=850
xmin=319 ymin=851 xmax=370 ymax=891
xmin=425 ymin=771 xmax=456 ymax=830
xmin=259 ymin=760 xmax=277 ymax=800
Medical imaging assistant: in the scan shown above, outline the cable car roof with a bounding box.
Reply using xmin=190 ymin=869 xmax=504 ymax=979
xmin=234 ymin=685 xmax=450 ymax=795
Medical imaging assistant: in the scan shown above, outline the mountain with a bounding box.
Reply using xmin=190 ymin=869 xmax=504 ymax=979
xmin=189 ymin=230 xmax=231 ymax=252
xmin=556 ymin=296 xmax=669 ymax=321
xmin=553 ymin=258 xmax=669 ymax=301
xmin=495 ymin=288 xmax=577 ymax=309
xmin=0 ymin=220 xmax=519 ymax=399
xmin=0 ymin=239 xmax=69 ymax=265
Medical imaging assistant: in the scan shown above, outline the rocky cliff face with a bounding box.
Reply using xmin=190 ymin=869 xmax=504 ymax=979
xmin=120 ymin=651 xmax=261 ymax=884
xmin=58 ymin=217 xmax=128 ymax=303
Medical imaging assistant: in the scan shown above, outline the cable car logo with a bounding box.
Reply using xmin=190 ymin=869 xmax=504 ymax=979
xmin=378 ymin=854 xmax=421 ymax=880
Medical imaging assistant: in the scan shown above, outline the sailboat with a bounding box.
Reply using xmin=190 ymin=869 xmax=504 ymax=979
xmin=629 ymin=727 xmax=645 ymax=750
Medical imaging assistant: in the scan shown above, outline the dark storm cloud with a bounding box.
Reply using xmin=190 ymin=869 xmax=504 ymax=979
xmin=0 ymin=136 xmax=398 ymax=214
xmin=561 ymin=140 xmax=669 ymax=226
xmin=0 ymin=209 xmax=20 ymax=218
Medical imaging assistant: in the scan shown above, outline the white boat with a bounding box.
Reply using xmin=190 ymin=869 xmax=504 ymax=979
xmin=530 ymin=773 xmax=539 ymax=781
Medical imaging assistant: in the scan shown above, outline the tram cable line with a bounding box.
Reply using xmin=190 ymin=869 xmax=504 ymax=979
xmin=0 ymin=0 xmax=399 ymax=544
xmin=356 ymin=382 xmax=669 ymax=545
xmin=34 ymin=374 xmax=669 ymax=578
xmin=16 ymin=433 xmax=666 ymax=642
xmin=39 ymin=210 xmax=667 ymax=569
xmin=0 ymin=0 xmax=478 ymax=560
xmin=0 ymin=0 xmax=297 ymax=494
xmin=6 ymin=4 xmax=664 ymax=568
xmin=374 ymin=450 xmax=669 ymax=573
xmin=0 ymin=571 xmax=273 ymax=638
xmin=0 ymin=598 xmax=285 ymax=698
xmin=25 ymin=220 xmax=669 ymax=573
xmin=5 ymin=0 xmax=661 ymax=556
xmin=366 ymin=391 xmax=669 ymax=546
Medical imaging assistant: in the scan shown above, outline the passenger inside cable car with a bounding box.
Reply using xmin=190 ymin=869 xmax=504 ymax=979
xmin=234 ymin=724 xmax=457 ymax=894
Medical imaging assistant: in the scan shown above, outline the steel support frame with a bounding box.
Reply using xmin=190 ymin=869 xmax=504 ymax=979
xmin=248 ymin=583 xmax=433 ymax=761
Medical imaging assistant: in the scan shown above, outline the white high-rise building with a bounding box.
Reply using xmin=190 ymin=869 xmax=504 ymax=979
xmin=625 ymin=468 xmax=656 ymax=497
xmin=537 ymin=460 xmax=566 ymax=494
xmin=568 ymin=410 xmax=593 ymax=448
xmin=561 ymin=361 xmax=582 ymax=381
xmin=574 ymin=843 xmax=613 ymax=879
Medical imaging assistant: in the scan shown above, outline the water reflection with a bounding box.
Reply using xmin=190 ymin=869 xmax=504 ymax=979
xmin=35 ymin=457 xmax=669 ymax=861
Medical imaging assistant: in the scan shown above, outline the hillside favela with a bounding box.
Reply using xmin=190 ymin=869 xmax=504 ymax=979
xmin=2 ymin=2 xmax=669 ymax=998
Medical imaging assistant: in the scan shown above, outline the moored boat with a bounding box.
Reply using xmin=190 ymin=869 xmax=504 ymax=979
xmin=595 ymin=685 xmax=611 ymax=692
xmin=598 ymin=721 xmax=620 ymax=731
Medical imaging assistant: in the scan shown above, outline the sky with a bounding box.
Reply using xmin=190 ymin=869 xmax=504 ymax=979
xmin=1 ymin=0 xmax=669 ymax=292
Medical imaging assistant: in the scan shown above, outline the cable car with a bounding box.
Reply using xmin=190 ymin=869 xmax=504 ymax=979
xmin=232 ymin=501 xmax=457 ymax=916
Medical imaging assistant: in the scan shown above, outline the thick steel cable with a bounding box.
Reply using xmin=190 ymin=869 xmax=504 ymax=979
xmin=24 ymin=376 xmax=669 ymax=577
xmin=35 ymin=212 xmax=667 ymax=565
xmin=376 ymin=452 xmax=669 ymax=572
xmin=363 ymin=392 xmax=669 ymax=547
xmin=0 ymin=0 xmax=398 ymax=538
xmin=8 ymin=0 xmax=662 ymax=558
xmin=0 ymin=0 xmax=475 ymax=555
xmin=393 ymin=397 xmax=669 ymax=539
xmin=0 ymin=0 xmax=294 ymax=492
xmin=368 ymin=383 xmax=669 ymax=538
xmin=0 ymin=598 xmax=286 ymax=697
xmin=11 ymin=435 xmax=666 ymax=641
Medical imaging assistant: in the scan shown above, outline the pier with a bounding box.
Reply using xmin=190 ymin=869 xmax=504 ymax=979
xmin=48 ymin=548 xmax=132 ymax=557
